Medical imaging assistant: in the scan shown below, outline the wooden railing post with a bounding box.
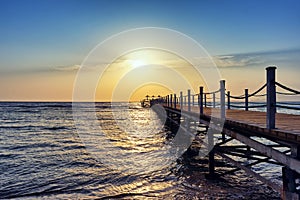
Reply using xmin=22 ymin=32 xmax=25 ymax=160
xmin=192 ymin=94 xmax=195 ymax=107
xmin=213 ymin=93 xmax=216 ymax=108
xmin=266 ymin=66 xmax=277 ymax=129
xmin=220 ymin=80 xmax=226 ymax=119
xmin=174 ymin=94 xmax=176 ymax=109
xmin=245 ymin=89 xmax=249 ymax=111
xmin=167 ymin=95 xmax=169 ymax=107
xmin=199 ymin=86 xmax=204 ymax=115
xmin=180 ymin=91 xmax=183 ymax=111
xmin=227 ymin=91 xmax=230 ymax=109
xmin=187 ymin=89 xmax=191 ymax=112
xmin=204 ymin=94 xmax=207 ymax=107
xmin=170 ymin=94 xmax=173 ymax=108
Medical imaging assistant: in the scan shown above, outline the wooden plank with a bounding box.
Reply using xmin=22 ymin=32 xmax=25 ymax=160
xmin=164 ymin=105 xmax=300 ymax=144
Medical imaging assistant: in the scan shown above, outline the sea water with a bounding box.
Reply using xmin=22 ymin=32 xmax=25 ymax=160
xmin=1 ymin=102 xmax=292 ymax=199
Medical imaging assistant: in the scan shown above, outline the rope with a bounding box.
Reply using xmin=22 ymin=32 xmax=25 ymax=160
xmin=230 ymin=104 xmax=267 ymax=109
xmin=248 ymin=83 xmax=267 ymax=97
xmin=204 ymin=89 xmax=221 ymax=95
xmin=226 ymin=83 xmax=267 ymax=99
xmin=275 ymin=82 xmax=300 ymax=94
xmin=276 ymin=91 xmax=298 ymax=96
xmin=226 ymin=94 xmax=245 ymax=99
xmin=252 ymin=93 xmax=267 ymax=97
xmin=276 ymin=105 xmax=300 ymax=110
xmin=277 ymin=102 xmax=300 ymax=106
xmin=247 ymin=102 xmax=266 ymax=104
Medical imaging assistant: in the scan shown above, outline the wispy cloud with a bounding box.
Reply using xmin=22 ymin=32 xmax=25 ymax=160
xmin=0 ymin=64 xmax=81 ymax=76
xmin=212 ymin=48 xmax=300 ymax=68
xmin=213 ymin=54 xmax=264 ymax=68
xmin=52 ymin=65 xmax=80 ymax=72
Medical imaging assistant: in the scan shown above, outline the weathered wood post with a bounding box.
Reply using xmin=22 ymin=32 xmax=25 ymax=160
xmin=204 ymin=94 xmax=207 ymax=107
xmin=199 ymin=86 xmax=204 ymax=115
xmin=187 ymin=89 xmax=191 ymax=112
xmin=282 ymin=166 xmax=300 ymax=200
xmin=192 ymin=94 xmax=195 ymax=107
xmin=282 ymin=145 xmax=300 ymax=199
xmin=227 ymin=91 xmax=230 ymax=109
xmin=165 ymin=96 xmax=167 ymax=106
xmin=220 ymin=80 xmax=226 ymax=119
xmin=213 ymin=93 xmax=216 ymax=108
xmin=208 ymin=135 xmax=215 ymax=178
xmin=170 ymin=94 xmax=173 ymax=108
xmin=174 ymin=94 xmax=176 ymax=109
xmin=184 ymin=96 xmax=186 ymax=106
xmin=180 ymin=91 xmax=183 ymax=111
xmin=220 ymin=80 xmax=226 ymax=142
xmin=266 ymin=66 xmax=276 ymax=129
xmin=167 ymin=95 xmax=169 ymax=107
xmin=245 ymin=89 xmax=249 ymax=111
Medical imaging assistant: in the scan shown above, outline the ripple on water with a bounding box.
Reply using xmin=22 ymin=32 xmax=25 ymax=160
xmin=0 ymin=102 xmax=282 ymax=199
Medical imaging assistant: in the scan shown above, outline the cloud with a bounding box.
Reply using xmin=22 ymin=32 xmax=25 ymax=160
xmin=212 ymin=47 xmax=300 ymax=68
xmin=0 ymin=64 xmax=81 ymax=76
xmin=213 ymin=54 xmax=264 ymax=68
xmin=52 ymin=65 xmax=80 ymax=72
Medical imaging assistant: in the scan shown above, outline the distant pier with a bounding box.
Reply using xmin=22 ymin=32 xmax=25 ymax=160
xmin=147 ymin=67 xmax=300 ymax=200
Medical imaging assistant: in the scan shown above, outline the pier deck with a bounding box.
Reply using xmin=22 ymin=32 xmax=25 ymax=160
xmin=148 ymin=67 xmax=300 ymax=199
xmin=201 ymin=107 xmax=300 ymax=143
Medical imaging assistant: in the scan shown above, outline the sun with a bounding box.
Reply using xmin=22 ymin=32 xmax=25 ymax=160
xmin=130 ymin=59 xmax=147 ymax=68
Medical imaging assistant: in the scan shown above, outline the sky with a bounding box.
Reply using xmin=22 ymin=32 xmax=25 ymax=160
xmin=0 ymin=0 xmax=299 ymax=101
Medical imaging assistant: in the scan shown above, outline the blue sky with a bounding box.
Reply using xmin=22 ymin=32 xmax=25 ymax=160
xmin=0 ymin=0 xmax=299 ymax=101
xmin=0 ymin=0 xmax=299 ymax=70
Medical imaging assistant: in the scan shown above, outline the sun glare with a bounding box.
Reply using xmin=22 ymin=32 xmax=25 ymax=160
xmin=130 ymin=59 xmax=147 ymax=68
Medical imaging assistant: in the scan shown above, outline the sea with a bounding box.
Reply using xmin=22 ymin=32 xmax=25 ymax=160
xmin=1 ymin=102 xmax=298 ymax=199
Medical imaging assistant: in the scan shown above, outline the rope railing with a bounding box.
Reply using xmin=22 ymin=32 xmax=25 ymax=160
xmin=276 ymin=105 xmax=300 ymax=110
xmin=150 ymin=67 xmax=299 ymax=130
xmin=252 ymin=93 xmax=267 ymax=97
xmin=276 ymin=82 xmax=300 ymax=95
xmin=204 ymin=89 xmax=221 ymax=95
xmin=277 ymin=102 xmax=300 ymax=105
xmin=226 ymin=83 xmax=267 ymax=99
xmin=230 ymin=104 xmax=267 ymax=109
xmin=277 ymin=91 xmax=298 ymax=95
xmin=248 ymin=83 xmax=267 ymax=97
xmin=226 ymin=94 xmax=245 ymax=99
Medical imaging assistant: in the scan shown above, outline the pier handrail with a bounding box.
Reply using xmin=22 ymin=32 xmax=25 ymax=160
xmin=274 ymin=81 xmax=300 ymax=111
xmin=230 ymin=104 xmax=267 ymax=109
xmin=149 ymin=66 xmax=300 ymax=130
xmin=204 ymin=89 xmax=221 ymax=95
xmin=226 ymin=83 xmax=267 ymax=99
xmin=275 ymin=81 xmax=300 ymax=94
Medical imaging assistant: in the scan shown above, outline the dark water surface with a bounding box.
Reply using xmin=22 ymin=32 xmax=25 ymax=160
xmin=0 ymin=102 xmax=280 ymax=199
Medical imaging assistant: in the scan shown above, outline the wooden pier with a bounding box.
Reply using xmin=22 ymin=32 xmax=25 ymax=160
xmin=148 ymin=67 xmax=300 ymax=200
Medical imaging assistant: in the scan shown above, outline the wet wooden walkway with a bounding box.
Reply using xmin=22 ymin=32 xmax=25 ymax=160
xmin=202 ymin=107 xmax=300 ymax=143
xmin=147 ymin=67 xmax=300 ymax=199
